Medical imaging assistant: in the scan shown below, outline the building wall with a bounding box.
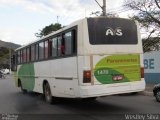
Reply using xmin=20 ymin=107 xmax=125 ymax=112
xmin=144 ymin=51 xmax=160 ymax=84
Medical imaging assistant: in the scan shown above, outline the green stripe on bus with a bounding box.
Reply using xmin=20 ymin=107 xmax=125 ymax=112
xmin=94 ymin=54 xmax=140 ymax=84
xmin=18 ymin=64 xmax=35 ymax=91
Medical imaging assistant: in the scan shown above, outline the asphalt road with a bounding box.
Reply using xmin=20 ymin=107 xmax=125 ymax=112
xmin=0 ymin=75 xmax=159 ymax=120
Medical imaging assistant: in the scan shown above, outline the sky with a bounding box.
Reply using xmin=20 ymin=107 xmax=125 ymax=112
xmin=0 ymin=0 xmax=128 ymax=45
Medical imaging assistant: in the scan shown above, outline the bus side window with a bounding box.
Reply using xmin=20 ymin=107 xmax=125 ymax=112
xmin=26 ymin=47 xmax=30 ymax=63
xmin=22 ymin=49 xmax=24 ymax=63
xmin=64 ymin=32 xmax=72 ymax=55
xmin=61 ymin=35 xmax=65 ymax=55
xmin=31 ymin=45 xmax=35 ymax=61
xmin=57 ymin=36 xmax=65 ymax=56
xmin=72 ymin=29 xmax=77 ymax=54
xmin=48 ymin=39 xmax=52 ymax=58
xmin=35 ymin=44 xmax=39 ymax=61
xmin=18 ymin=51 xmax=20 ymax=64
xmin=20 ymin=50 xmax=22 ymax=64
xmin=51 ymin=37 xmax=58 ymax=57
xmin=39 ymin=42 xmax=45 ymax=60
xmin=23 ymin=49 xmax=26 ymax=63
xmin=44 ymin=40 xmax=49 ymax=59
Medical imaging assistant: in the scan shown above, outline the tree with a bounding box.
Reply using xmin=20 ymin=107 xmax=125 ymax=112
xmin=35 ymin=23 xmax=62 ymax=38
xmin=124 ymin=0 xmax=160 ymax=52
xmin=0 ymin=47 xmax=14 ymax=69
xmin=143 ymin=37 xmax=160 ymax=52
xmin=124 ymin=0 xmax=160 ymax=38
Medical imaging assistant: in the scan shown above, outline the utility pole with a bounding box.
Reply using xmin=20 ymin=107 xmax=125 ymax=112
xmin=102 ymin=0 xmax=106 ymax=16
xmin=9 ymin=47 xmax=11 ymax=74
xmin=94 ymin=0 xmax=106 ymax=16
xmin=57 ymin=16 xmax=59 ymax=23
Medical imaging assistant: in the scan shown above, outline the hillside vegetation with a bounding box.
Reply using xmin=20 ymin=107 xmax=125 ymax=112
xmin=0 ymin=40 xmax=21 ymax=69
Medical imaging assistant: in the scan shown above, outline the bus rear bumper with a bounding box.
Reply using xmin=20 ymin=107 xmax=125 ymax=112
xmin=78 ymin=80 xmax=145 ymax=98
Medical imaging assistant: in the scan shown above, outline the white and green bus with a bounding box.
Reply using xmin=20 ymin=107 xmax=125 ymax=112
xmin=14 ymin=17 xmax=145 ymax=103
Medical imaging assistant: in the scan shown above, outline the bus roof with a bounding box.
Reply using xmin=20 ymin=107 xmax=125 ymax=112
xmin=15 ymin=17 xmax=135 ymax=51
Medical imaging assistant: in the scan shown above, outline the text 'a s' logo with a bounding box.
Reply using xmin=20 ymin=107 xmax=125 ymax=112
xmin=106 ymin=27 xmax=123 ymax=36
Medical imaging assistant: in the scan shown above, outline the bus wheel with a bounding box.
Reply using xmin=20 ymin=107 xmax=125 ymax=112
xmin=19 ymin=80 xmax=27 ymax=94
xmin=155 ymin=90 xmax=160 ymax=102
xmin=44 ymin=82 xmax=53 ymax=104
xmin=130 ymin=92 xmax=138 ymax=95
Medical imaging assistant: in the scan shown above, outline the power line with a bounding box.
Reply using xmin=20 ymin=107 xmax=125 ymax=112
xmin=92 ymin=1 xmax=133 ymax=16
xmin=107 ymin=7 xmax=132 ymax=14
xmin=94 ymin=0 xmax=103 ymax=9
xmin=94 ymin=0 xmax=106 ymax=16
xmin=106 ymin=3 xmax=133 ymax=14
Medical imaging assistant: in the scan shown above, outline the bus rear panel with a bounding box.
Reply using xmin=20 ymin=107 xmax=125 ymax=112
xmin=77 ymin=17 xmax=145 ymax=98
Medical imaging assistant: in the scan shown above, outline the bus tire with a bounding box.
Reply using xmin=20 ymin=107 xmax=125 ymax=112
xmin=44 ymin=82 xmax=54 ymax=104
xmin=131 ymin=92 xmax=138 ymax=95
xmin=155 ymin=90 xmax=160 ymax=102
xmin=19 ymin=80 xmax=27 ymax=94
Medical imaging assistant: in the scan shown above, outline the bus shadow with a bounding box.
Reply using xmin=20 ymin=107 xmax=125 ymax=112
xmin=52 ymin=97 xmax=131 ymax=114
xmin=15 ymin=92 xmax=131 ymax=114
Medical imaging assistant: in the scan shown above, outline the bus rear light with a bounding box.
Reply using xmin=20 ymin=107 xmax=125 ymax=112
xmin=83 ymin=70 xmax=91 ymax=83
xmin=141 ymin=67 xmax=144 ymax=78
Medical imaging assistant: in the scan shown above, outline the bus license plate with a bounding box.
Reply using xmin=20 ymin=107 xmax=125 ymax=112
xmin=112 ymin=74 xmax=124 ymax=81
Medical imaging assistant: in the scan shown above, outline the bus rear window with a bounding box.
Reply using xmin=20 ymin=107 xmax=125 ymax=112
xmin=87 ymin=18 xmax=138 ymax=45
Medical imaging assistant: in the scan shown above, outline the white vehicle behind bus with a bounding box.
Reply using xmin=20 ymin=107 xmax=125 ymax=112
xmin=14 ymin=17 xmax=145 ymax=103
xmin=1 ymin=68 xmax=10 ymax=75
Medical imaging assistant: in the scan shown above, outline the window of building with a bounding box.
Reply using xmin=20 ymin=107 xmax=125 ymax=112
xmin=39 ymin=42 xmax=44 ymax=60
